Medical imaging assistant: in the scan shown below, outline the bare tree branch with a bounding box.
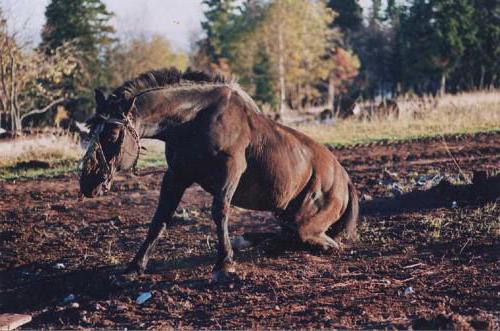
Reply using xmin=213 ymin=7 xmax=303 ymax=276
xmin=20 ymin=97 xmax=65 ymax=122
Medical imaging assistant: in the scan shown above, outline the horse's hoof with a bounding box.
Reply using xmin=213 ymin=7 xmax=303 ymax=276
xmin=211 ymin=266 xmax=238 ymax=284
xmin=231 ymin=235 xmax=253 ymax=251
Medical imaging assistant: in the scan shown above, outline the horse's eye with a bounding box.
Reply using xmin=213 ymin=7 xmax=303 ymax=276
xmin=108 ymin=132 xmax=120 ymax=142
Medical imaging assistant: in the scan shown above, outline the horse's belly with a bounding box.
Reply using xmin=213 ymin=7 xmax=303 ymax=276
xmin=231 ymin=162 xmax=309 ymax=211
xmin=231 ymin=178 xmax=280 ymax=211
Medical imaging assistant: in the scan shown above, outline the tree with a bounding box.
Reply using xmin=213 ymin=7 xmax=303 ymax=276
xmin=252 ymin=0 xmax=338 ymax=112
xmin=40 ymin=0 xmax=115 ymax=88
xmin=326 ymin=0 xmax=363 ymax=34
xmin=370 ymin=0 xmax=383 ymax=26
xmin=326 ymin=48 xmax=360 ymax=107
xmin=350 ymin=0 xmax=397 ymax=98
xmin=456 ymin=0 xmax=500 ymax=90
xmin=196 ymin=0 xmax=238 ymax=74
xmin=399 ymin=0 xmax=477 ymax=95
xmin=222 ymin=1 xmax=274 ymax=105
xmin=252 ymin=47 xmax=276 ymax=107
xmin=432 ymin=0 xmax=477 ymax=95
xmin=0 ymin=10 xmax=84 ymax=133
xmin=195 ymin=0 xmax=359 ymax=112
xmin=106 ymin=35 xmax=188 ymax=87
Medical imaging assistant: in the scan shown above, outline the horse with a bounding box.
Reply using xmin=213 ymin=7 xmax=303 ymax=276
xmin=79 ymin=68 xmax=359 ymax=282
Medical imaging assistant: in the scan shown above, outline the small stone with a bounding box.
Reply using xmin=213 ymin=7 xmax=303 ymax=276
xmin=416 ymin=176 xmax=428 ymax=187
xmin=109 ymin=216 xmax=123 ymax=226
xmin=404 ymin=287 xmax=414 ymax=295
xmin=361 ymin=194 xmax=373 ymax=201
xmin=54 ymin=263 xmax=65 ymax=270
xmin=70 ymin=302 xmax=80 ymax=308
xmin=136 ymin=292 xmax=152 ymax=304
xmin=95 ymin=303 xmax=106 ymax=311
xmin=63 ymin=294 xmax=75 ymax=303
xmin=115 ymin=305 xmax=127 ymax=312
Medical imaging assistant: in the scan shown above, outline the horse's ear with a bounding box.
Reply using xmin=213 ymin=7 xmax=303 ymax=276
xmin=95 ymin=89 xmax=106 ymax=111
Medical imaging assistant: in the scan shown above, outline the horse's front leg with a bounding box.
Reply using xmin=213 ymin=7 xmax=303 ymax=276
xmin=125 ymin=170 xmax=190 ymax=275
xmin=211 ymin=155 xmax=246 ymax=282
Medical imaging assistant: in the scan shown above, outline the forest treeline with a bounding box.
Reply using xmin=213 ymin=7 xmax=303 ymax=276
xmin=0 ymin=0 xmax=498 ymax=132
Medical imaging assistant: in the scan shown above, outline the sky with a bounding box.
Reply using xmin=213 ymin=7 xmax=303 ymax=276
xmin=0 ymin=0 xmax=205 ymax=51
xmin=1 ymin=0 xmax=372 ymax=52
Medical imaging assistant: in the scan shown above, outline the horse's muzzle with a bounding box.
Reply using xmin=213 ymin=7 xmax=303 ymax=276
xmin=79 ymin=173 xmax=112 ymax=198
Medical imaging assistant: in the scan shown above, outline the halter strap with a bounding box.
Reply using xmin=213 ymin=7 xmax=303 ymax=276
xmin=79 ymin=113 xmax=141 ymax=183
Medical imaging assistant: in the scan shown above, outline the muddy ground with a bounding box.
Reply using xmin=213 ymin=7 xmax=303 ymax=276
xmin=1 ymin=132 xmax=499 ymax=329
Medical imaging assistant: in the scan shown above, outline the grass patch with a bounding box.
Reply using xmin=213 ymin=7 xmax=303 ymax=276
xmin=0 ymin=160 xmax=77 ymax=181
xmin=0 ymin=134 xmax=82 ymax=168
xmin=136 ymin=139 xmax=167 ymax=168
xmin=296 ymin=90 xmax=500 ymax=146
xmin=0 ymin=138 xmax=167 ymax=181
xmin=0 ymin=134 xmax=82 ymax=180
xmin=419 ymin=203 xmax=500 ymax=242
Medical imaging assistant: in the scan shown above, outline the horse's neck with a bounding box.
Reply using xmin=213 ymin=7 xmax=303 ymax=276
xmin=135 ymin=85 xmax=226 ymax=139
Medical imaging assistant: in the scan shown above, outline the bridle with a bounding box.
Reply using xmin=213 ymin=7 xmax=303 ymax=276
xmin=79 ymin=112 xmax=141 ymax=185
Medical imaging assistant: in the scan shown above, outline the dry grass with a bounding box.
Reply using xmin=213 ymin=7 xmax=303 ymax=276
xmin=0 ymin=91 xmax=498 ymax=179
xmin=0 ymin=134 xmax=167 ymax=180
xmin=0 ymin=133 xmax=82 ymax=168
xmin=296 ymin=90 xmax=500 ymax=145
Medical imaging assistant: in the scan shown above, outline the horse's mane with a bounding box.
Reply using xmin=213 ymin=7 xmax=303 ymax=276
xmin=110 ymin=67 xmax=232 ymax=102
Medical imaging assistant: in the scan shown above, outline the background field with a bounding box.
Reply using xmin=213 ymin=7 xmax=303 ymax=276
xmin=2 ymin=90 xmax=499 ymax=180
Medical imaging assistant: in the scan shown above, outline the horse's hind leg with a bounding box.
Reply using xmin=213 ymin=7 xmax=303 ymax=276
xmin=125 ymin=170 xmax=190 ymax=275
xmin=211 ymin=154 xmax=246 ymax=282
xmin=293 ymin=187 xmax=346 ymax=251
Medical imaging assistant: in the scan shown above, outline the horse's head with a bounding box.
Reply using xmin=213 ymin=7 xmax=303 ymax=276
xmin=79 ymin=89 xmax=141 ymax=198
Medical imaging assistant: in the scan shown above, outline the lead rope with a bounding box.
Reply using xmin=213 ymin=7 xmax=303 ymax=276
xmin=80 ymin=110 xmax=141 ymax=182
xmin=123 ymin=115 xmax=141 ymax=175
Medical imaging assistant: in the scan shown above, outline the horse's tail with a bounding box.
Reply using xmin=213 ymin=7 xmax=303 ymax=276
xmin=344 ymin=180 xmax=359 ymax=240
xmin=328 ymin=179 xmax=359 ymax=241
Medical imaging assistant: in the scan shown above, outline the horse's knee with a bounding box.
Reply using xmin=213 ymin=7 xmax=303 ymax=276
xmin=211 ymin=199 xmax=229 ymax=221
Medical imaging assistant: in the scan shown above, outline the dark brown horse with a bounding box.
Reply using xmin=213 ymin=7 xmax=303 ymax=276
xmin=79 ymin=68 xmax=359 ymax=282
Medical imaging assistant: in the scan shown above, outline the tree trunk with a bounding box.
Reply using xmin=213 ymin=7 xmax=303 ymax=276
xmin=439 ymin=73 xmax=446 ymax=97
xmin=304 ymin=84 xmax=312 ymax=110
xmin=0 ymin=56 xmax=7 ymax=112
xmin=489 ymin=74 xmax=497 ymax=90
xmin=278 ymin=20 xmax=286 ymax=114
xmin=479 ymin=66 xmax=485 ymax=90
xmin=396 ymin=82 xmax=402 ymax=97
xmin=9 ymin=50 xmax=17 ymax=132
xmin=327 ymin=75 xmax=335 ymax=110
